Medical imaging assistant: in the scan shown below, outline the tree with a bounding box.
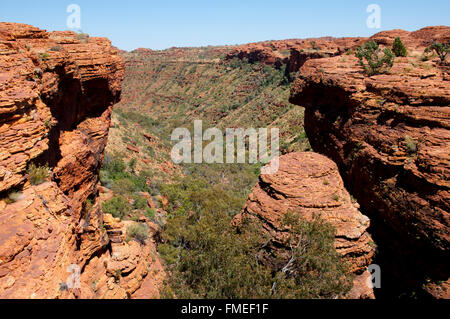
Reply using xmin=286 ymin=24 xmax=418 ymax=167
xmin=355 ymin=41 xmax=394 ymax=76
xmin=425 ymin=42 xmax=449 ymax=63
xmin=392 ymin=37 xmax=408 ymax=57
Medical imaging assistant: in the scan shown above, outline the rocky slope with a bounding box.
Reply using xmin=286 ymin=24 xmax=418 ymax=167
xmin=0 ymin=23 xmax=164 ymax=299
xmin=290 ymin=26 xmax=450 ymax=298
xmin=233 ymin=152 xmax=375 ymax=299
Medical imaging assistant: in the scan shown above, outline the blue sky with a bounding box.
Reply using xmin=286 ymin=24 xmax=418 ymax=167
xmin=1 ymin=0 xmax=448 ymax=51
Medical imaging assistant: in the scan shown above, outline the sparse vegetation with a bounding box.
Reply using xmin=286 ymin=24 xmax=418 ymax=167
xmin=127 ymin=223 xmax=149 ymax=245
xmin=44 ymin=119 xmax=54 ymax=129
xmin=5 ymin=191 xmax=24 ymax=204
xmin=50 ymin=45 xmax=63 ymax=52
xmin=37 ymin=52 xmax=50 ymax=61
xmin=102 ymin=196 xmax=130 ymax=219
xmin=27 ymin=163 xmax=51 ymax=185
xmin=355 ymin=40 xmax=394 ymax=76
xmin=77 ymin=32 xmax=89 ymax=44
xmin=404 ymin=136 xmax=418 ymax=154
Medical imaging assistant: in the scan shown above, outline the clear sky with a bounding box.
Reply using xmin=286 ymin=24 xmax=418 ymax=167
xmin=1 ymin=0 xmax=449 ymax=51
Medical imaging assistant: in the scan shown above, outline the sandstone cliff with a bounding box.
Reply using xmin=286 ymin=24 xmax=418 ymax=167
xmin=0 ymin=23 xmax=163 ymax=299
xmin=289 ymin=26 xmax=450 ymax=298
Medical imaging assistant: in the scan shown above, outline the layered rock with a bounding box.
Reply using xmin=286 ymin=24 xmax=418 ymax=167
xmin=289 ymin=26 xmax=450 ymax=298
xmin=225 ymin=37 xmax=366 ymax=73
xmin=0 ymin=23 xmax=163 ymax=298
xmin=233 ymin=152 xmax=375 ymax=299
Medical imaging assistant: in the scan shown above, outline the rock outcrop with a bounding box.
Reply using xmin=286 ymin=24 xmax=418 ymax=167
xmin=233 ymin=152 xmax=375 ymax=299
xmin=0 ymin=23 xmax=163 ymax=299
xmin=289 ymin=26 xmax=450 ymax=298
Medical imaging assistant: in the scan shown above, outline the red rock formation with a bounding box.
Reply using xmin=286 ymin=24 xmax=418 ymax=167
xmin=225 ymin=37 xmax=366 ymax=73
xmin=289 ymin=26 xmax=450 ymax=298
xmin=233 ymin=152 xmax=375 ymax=299
xmin=0 ymin=23 xmax=163 ymax=299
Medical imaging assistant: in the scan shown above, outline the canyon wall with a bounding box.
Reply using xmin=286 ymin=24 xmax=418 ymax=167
xmin=0 ymin=23 xmax=163 ymax=299
xmin=289 ymin=26 xmax=450 ymax=298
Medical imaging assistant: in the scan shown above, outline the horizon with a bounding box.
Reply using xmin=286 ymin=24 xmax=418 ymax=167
xmin=0 ymin=0 xmax=449 ymax=51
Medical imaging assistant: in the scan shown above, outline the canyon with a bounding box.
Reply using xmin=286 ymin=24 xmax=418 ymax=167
xmin=0 ymin=22 xmax=449 ymax=299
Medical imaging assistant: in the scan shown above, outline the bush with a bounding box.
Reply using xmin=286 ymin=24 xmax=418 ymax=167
xmin=102 ymin=154 xmax=127 ymax=180
xmin=101 ymin=153 xmax=151 ymax=195
xmin=27 ymin=163 xmax=50 ymax=185
xmin=159 ymin=206 xmax=352 ymax=299
xmin=355 ymin=41 xmax=394 ymax=76
xmin=270 ymin=213 xmax=352 ymax=298
xmin=404 ymin=136 xmax=418 ymax=154
xmin=425 ymin=42 xmax=449 ymax=63
xmin=392 ymin=37 xmax=408 ymax=57
xmin=132 ymin=195 xmax=148 ymax=210
xmin=5 ymin=191 xmax=24 ymax=204
xmin=127 ymin=223 xmax=149 ymax=245
xmin=77 ymin=33 xmax=89 ymax=44
xmin=159 ymin=210 xmax=273 ymax=298
xmin=112 ymin=178 xmax=137 ymax=195
xmin=102 ymin=196 xmax=130 ymax=219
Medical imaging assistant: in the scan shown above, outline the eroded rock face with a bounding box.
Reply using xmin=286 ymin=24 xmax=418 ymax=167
xmin=233 ymin=152 xmax=375 ymax=299
xmin=289 ymin=26 xmax=450 ymax=298
xmin=0 ymin=23 xmax=163 ymax=299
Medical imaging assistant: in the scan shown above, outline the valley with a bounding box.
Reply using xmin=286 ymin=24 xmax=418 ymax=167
xmin=0 ymin=22 xmax=448 ymax=300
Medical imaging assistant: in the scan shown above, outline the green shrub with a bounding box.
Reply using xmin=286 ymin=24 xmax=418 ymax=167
xmin=132 ymin=195 xmax=148 ymax=210
xmin=144 ymin=208 xmax=156 ymax=220
xmin=355 ymin=41 xmax=394 ymax=76
xmin=102 ymin=196 xmax=130 ymax=219
xmin=112 ymin=178 xmax=137 ymax=195
xmin=160 ymin=204 xmax=352 ymax=298
xmin=127 ymin=223 xmax=149 ymax=245
xmin=425 ymin=42 xmax=449 ymax=63
xmin=27 ymin=163 xmax=50 ymax=185
xmin=159 ymin=210 xmax=273 ymax=298
xmin=392 ymin=37 xmax=408 ymax=57
xmin=270 ymin=213 xmax=352 ymax=298
xmin=102 ymin=154 xmax=127 ymax=180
